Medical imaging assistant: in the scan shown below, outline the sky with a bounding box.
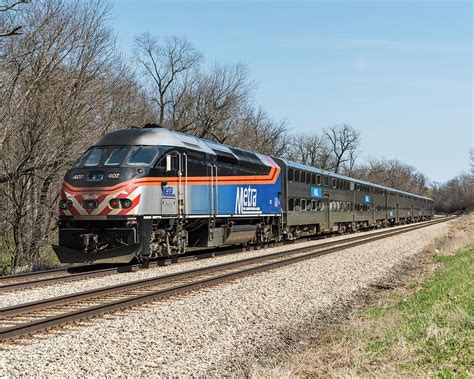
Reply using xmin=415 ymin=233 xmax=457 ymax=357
xmin=112 ymin=0 xmax=473 ymax=183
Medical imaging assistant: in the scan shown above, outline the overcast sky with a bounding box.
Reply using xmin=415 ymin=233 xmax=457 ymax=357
xmin=113 ymin=0 xmax=472 ymax=183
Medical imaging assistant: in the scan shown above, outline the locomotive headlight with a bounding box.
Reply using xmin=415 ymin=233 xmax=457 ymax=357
xmin=120 ymin=199 xmax=132 ymax=209
xmin=109 ymin=198 xmax=120 ymax=209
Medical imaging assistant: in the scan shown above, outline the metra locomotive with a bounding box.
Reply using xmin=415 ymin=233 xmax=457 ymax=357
xmin=54 ymin=126 xmax=433 ymax=264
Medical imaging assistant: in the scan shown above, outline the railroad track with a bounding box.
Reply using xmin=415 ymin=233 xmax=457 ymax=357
xmin=0 ymin=217 xmax=452 ymax=342
xmin=0 ymin=218 xmax=444 ymax=292
xmin=0 ymin=264 xmax=139 ymax=292
xmin=0 ymin=245 xmax=255 ymax=292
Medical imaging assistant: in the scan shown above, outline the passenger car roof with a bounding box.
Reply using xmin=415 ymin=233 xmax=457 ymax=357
xmin=282 ymin=159 xmax=431 ymax=201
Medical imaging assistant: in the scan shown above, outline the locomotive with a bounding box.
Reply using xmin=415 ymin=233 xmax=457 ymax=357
xmin=53 ymin=125 xmax=433 ymax=264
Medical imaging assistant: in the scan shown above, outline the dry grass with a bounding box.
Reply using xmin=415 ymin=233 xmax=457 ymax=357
xmin=251 ymin=214 xmax=474 ymax=378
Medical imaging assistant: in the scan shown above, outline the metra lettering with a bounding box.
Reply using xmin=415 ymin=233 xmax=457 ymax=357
xmin=235 ymin=186 xmax=261 ymax=214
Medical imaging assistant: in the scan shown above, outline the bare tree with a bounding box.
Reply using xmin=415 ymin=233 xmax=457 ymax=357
xmin=352 ymin=158 xmax=429 ymax=195
xmin=190 ymin=64 xmax=253 ymax=141
xmin=0 ymin=0 xmax=148 ymax=272
xmin=432 ymin=174 xmax=474 ymax=214
xmin=134 ymin=33 xmax=202 ymax=126
xmin=285 ymin=132 xmax=332 ymax=169
xmin=0 ymin=0 xmax=29 ymax=37
xmin=324 ymin=124 xmax=360 ymax=173
xmin=227 ymin=105 xmax=288 ymax=156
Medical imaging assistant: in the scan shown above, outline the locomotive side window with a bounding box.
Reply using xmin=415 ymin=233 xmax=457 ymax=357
xmin=104 ymin=147 xmax=130 ymax=166
xmin=311 ymin=173 xmax=316 ymax=184
xmin=316 ymin=175 xmax=321 ymax=185
xmin=311 ymin=200 xmax=317 ymax=210
xmin=324 ymin=176 xmax=329 ymax=186
xmin=127 ymin=147 xmax=158 ymax=166
xmin=306 ymin=172 xmax=311 ymax=184
xmin=288 ymin=198 xmax=294 ymax=211
xmin=332 ymin=178 xmax=336 ymax=188
xmin=301 ymin=171 xmax=306 ymax=183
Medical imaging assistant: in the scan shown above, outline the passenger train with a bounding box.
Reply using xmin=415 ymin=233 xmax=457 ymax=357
xmin=54 ymin=125 xmax=433 ymax=264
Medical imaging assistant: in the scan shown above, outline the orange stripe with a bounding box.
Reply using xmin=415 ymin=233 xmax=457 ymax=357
xmin=63 ymin=166 xmax=281 ymax=194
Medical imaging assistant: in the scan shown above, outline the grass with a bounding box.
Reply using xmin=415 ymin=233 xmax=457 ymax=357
xmin=252 ymin=215 xmax=474 ymax=378
xmin=361 ymin=243 xmax=473 ymax=377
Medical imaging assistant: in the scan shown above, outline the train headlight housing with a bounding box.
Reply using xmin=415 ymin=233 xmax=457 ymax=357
xmin=120 ymin=199 xmax=132 ymax=209
xmin=109 ymin=199 xmax=120 ymax=209
xmin=59 ymin=200 xmax=73 ymax=210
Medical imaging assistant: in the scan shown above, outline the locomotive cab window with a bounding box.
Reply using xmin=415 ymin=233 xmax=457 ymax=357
xmin=104 ymin=147 xmax=130 ymax=166
xmin=81 ymin=147 xmax=103 ymax=167
xmin=127 ymin=147 xmax=158 ymax=166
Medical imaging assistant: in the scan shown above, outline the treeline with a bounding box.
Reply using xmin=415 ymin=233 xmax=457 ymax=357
xmin=431 ymin=150 xmax=474 ymax=214
xmin=0 ymin=0 xmax=471 ymax=272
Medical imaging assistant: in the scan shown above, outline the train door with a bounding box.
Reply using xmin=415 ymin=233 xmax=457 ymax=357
xmin=176 ymin=153 xmax=187 ymax=217
xmin=161 ymin=153 xmax=178 ymax=215
xmin=207 ymin=163 xmax=218 ymax=240
xmin=324 ymin=193 xmax=330 ymax=231
xmin=371 ymin=189 xmax=375 ymax=225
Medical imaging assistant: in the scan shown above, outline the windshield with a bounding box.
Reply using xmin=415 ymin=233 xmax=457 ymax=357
xmin=74 ymin=146 xmax=159 ymax=168
xmin=104 ymin=147 xmax=130 ymax=166
xmin=82 ymin=147 xmax=103 ymax=167
xmin=126 ymin=147 xmax=158 ymax=166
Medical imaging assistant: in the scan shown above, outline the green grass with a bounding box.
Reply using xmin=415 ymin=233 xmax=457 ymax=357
xmin=363 ymin=243 xmax=474 ymax=377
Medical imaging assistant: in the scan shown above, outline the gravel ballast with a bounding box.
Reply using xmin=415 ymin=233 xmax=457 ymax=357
xmin=0 ymin=220 xmax=454 ymax=377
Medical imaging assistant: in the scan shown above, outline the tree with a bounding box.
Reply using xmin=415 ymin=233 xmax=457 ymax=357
xmin=324 ymin=124 xmax=360 ymax=174
xmin=134 ymin=33 xmax=202 ymax=127
xmin=0 ymin=0 xmax=151 ymax=272
xmin=226 ymin=105 xmax=288 ymax=156
xmin=352 ymin=158 xmax=429 ymax=195
xmin=285 ymin=132 xmax=332 ymax=169
xmin=0 ymin=0 xmax=29 ymax=37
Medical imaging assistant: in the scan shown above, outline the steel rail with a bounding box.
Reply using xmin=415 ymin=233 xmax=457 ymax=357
xmin=0 ymin=217 xmax=446 ymax=291
xmin=0 ymin=217 xmax=451 ymax=342
xmin=0 ymin=218 xmax=447 ymax=318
